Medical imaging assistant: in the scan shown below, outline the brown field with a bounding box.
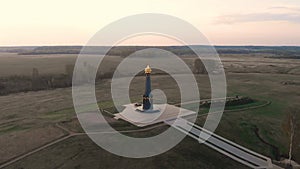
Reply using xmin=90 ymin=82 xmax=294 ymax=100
xmin=0 ymin=52 xmax=299 ymax=77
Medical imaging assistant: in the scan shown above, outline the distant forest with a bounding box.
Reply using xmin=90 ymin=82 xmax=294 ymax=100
xmin=1 ymin=45 xmax=300 ymax=59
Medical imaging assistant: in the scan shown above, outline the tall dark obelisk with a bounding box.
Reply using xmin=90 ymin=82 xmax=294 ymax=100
xmin=143 ymin=65 xmax=153 ymax=110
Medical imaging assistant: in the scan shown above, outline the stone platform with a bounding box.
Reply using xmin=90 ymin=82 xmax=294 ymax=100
xmin=114 ymin=104 xmax=196 ymax=127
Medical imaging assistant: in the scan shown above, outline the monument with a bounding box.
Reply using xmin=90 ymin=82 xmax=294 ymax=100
xmin=114 ymin=65 xmax=197 ymax=127
xmin=135 ymin=65 xmax=159 ymax=113
xmin=142 ymin=65 xmax=153 ymax=110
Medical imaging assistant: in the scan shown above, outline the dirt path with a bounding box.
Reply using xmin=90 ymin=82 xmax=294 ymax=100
xmin=0 ymin=121 xmax=167 ymax=169
xmin=0 ymin=134 xmax=73 ymax=169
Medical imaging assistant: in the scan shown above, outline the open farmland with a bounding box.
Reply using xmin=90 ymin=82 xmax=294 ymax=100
xmin=0 ymin=47 xmax=299 ymax=169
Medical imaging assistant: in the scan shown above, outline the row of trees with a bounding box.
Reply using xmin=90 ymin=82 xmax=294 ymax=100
xmin=193 ymin=58 xmax=222 ymax=74
xmin=0 ymin=58 xmax=218 ymax=95
xmin=0 ymin=62 xmax=122 ymax=95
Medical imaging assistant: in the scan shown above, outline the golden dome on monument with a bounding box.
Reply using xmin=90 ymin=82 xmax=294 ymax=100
xmin=144 ymin=65 xmax=152 ymax=74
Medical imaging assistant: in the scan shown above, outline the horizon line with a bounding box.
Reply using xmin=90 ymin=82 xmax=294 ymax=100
xmin=1 ymin=44 xmax=300 ymax=47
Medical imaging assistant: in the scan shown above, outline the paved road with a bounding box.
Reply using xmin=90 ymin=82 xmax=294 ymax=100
xmin=165 ymin=118 xmax=283 ymax=169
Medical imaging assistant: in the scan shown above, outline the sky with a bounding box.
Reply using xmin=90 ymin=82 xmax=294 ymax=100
xmin=1 ymin=0 xmax=300 ymax=46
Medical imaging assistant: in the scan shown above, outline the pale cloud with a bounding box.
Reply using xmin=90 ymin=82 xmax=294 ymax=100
xmin=268 ymin=6 xmax=300 ymax=12
xmin=215 ymin=5 xmax=300 ymax=24
xmin=215 ymin=12 xmax=300 ymax=24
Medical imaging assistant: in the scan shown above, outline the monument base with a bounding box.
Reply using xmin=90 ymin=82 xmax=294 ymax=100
xmin=114 ymin=104 xmax=196 ymax=127
xmin=135 ymin=106 xmax=160 ymax=113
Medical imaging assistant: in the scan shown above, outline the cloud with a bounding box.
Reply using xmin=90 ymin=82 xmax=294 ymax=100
xmin=215 ymin=6 xmax=300 ymax=24
xmin=268 ymin=6 xmax=300 ymax=12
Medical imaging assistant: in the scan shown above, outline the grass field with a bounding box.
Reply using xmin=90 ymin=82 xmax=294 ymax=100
xmin=0 ymin=50 xmax=299 ymax=168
